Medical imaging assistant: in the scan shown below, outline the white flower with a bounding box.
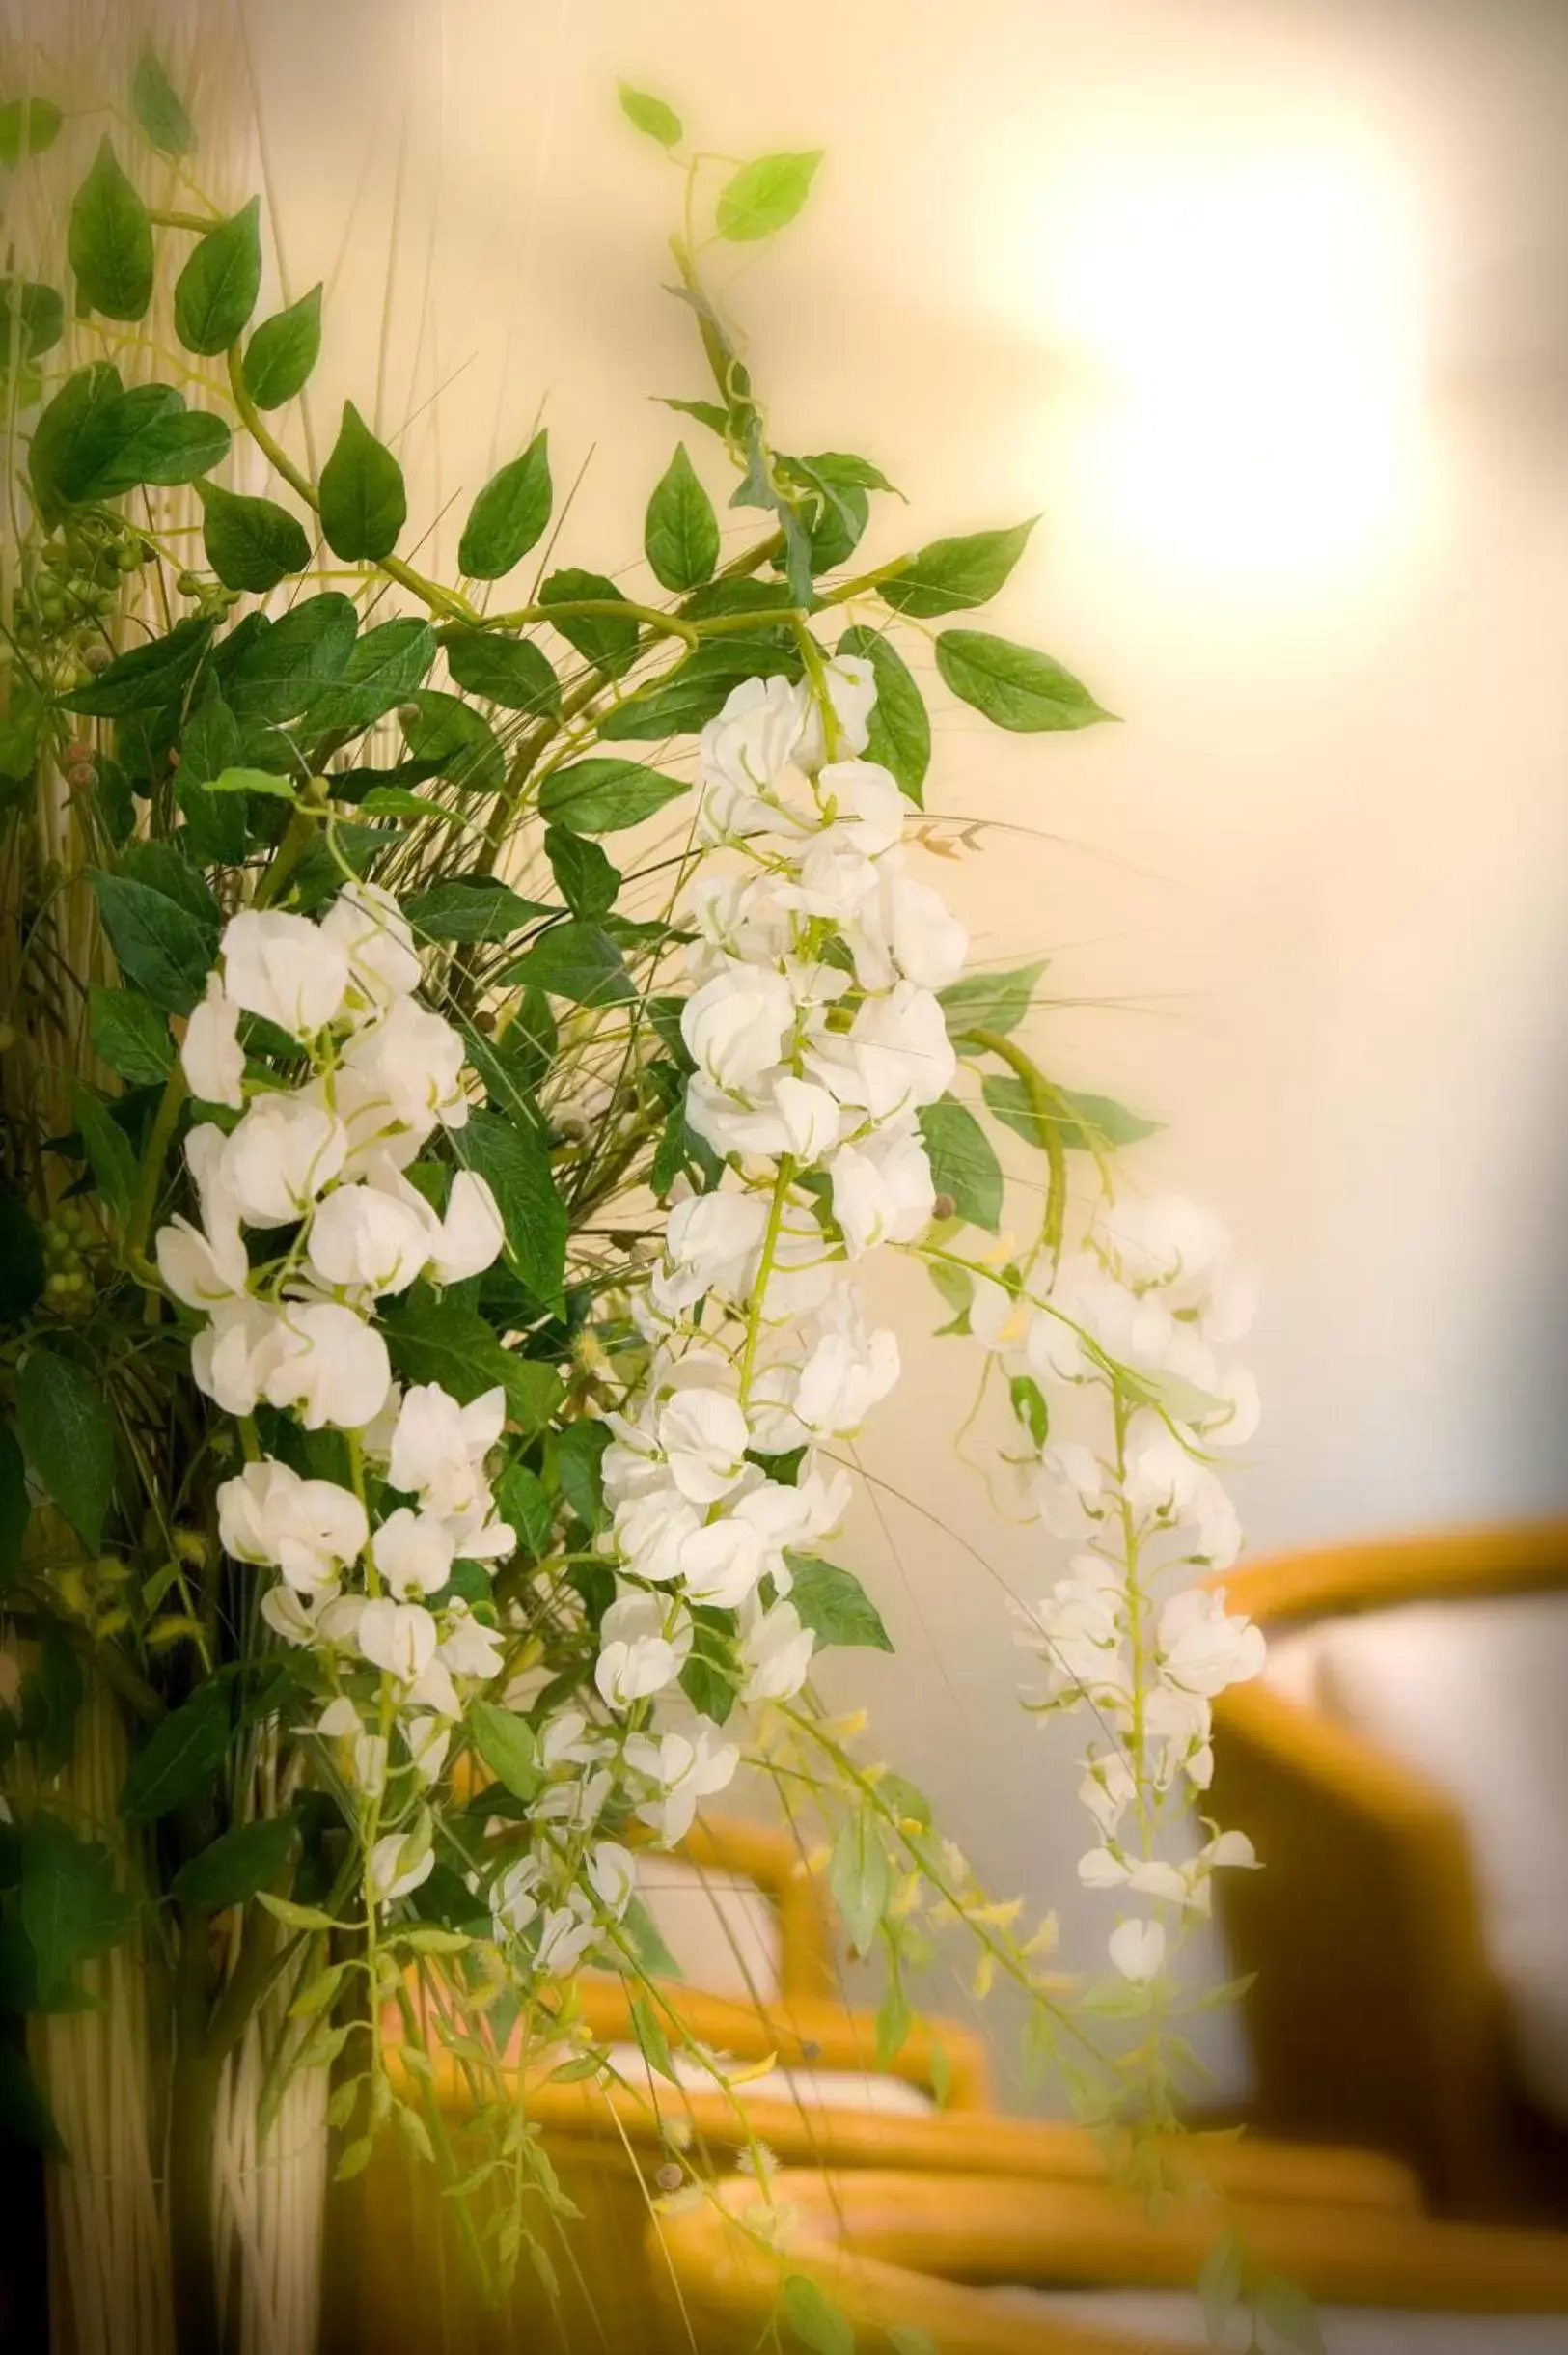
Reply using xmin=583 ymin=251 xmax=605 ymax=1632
xmin=430 ymin=1171 xmax=505 ymax=1284
xmin=657 ymin=1386 xmax=750 ymax=1505
xmin=1122 ymin=1425 xmax=1243 ymax=1568
xmin=352 ymin=1732 xmax=388 ymax=1797
xmin=535 ymin=1903 xmax=596 ymax=1976
xmin=306 ymin=1172 xmax=436 ymax=1296
xmin=437 ymin=1601 xmax=506 ymax=1681
xmin=594 ymin=1593 xmax=692 ymax=1708
xmin=388 ymin=1384 xmax=505 ymax=1519
xmin=814 ymin=759 xmax=906 ymax=855
xmin=794 ymin=654 xmax=877 ymax=770
xmin=192 ymin=1297 xmax=284 ymax=1417
xmin=630 ymin=1716 xmax=740 ymax=1843
xmin=221 ymin=908 xmax=348 ymax=1039
xmin=155 ymin=1213 xmax=248 ymax=1310
xmin=739 ymin=1597 xmax=814 ymax=1703
xmin=224 ymin=1096 xmax=347 ymax=1229
xmin=371 ymin=1507 xmax=455 ymax=1599
xmin=217 ymin=1458 xmax=367 ymax=1594
xmin=320 ymin=881 xmax=422 ymax=1019
xmin=1155 ymin=1585 xmax=1266 ymax=1698
xmin=681 ymin=962 xmax=796 ymax=1094
xmin=654 ymin=1187 xmax=770 ymax=1313
xmin=1108 ymin=1918 xmax=1167 ymax=1983
xmin=792 ymin=1319 xmax=900 ymax=1439
xmin=261 ymin=1583 xmax=320 ymax=1647
xmin=699 ymin=674 xmax=810 ymax=829
xmin=261 ymin=1301 xmax=392 ymax=1431
xmin=677 ymin=1513 xmax=767 ymax=1609
xmin=368 ymin=1830 xmax=434 ymax=1904
xmin=587 ymin=1841 xmax=637 ymax=1917
xmin=1030 ymin=1441 xmax=1111 ymax=1537
xmin=772 ymin=1075 xmax=842 ymax=1164
xmin=358 ymin=1597 xmax=438 ymax=1681
xmin=492 ymin=1855 xmax=543 ymax=1936
xmin=615 ymin=1486 xmax=701 ymax=1584
xmin=404 ymin=1716 xmax=451 ymax=1785
xmin=181 ymin=976 xmax=245 ymax=1109
xmin=881 ymin=873 xmax=969 ymax=990
xmin=343 ymin=995 xmax=468 ymax=1134
xmin=812 ymin=983 xmax=953 ymax=1122
xmin=830 ymin=1127 xmax=935 ymax=1255
xmin=316 ymin=1697 xmax=361 ymax=1738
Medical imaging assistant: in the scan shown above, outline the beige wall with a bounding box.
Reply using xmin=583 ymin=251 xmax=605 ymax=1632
xmin=236 ymin=0 xmax=1568 ymax=2100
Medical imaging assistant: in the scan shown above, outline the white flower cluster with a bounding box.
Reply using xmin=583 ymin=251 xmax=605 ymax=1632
xmin=155 ymin=884 xmax=517 ymax=1909
xmin=552 ymin=659 xmax=966 ymax=1867
xmin=999 ymin=1196 xmax=1267 ymax=1985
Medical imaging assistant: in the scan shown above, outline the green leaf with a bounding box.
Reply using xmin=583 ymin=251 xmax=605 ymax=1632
xmin=1256 ymin=2275 xmax=1325 ymax=2355
xmin=981 ymin=1075 xmax=1161 ymax=1153
xmin=205 ymin=766 xmax=296 ymax=799
xmin=319 ymin=401 xmax=406 ymax=562
xmin=1197 ymin=2230 xmax=1246 ymax=2346
xmin=0 ymin=1193 xmax=45 ymax=1323
xmin=439 ymin=626 xmax=559 ymax=716
xmin=879 ymin=519 xmax=1037 ymax=620
xmin=0 ymin=278 xmax=65 ymax=366
xmin=456 ymin=1109 xmax=567 ymax=1303
xmin=496 ymin=1462 xmax=553 ymax=1560
xmin=380 ymin=1291 xmax=561 ymax=1431
xmin=618 ymin=82 xmax=682 ymax=147
xmin=223 ymin=592 xmax=359 ymax=724
xmin=659 ymin=395 xmax=730 ymax=438
xmin=467 ymin=1703 xmax=539 ymax=1802
xmin=536 ymin=757 xmax=686 ymax=835
xmin=242 ymin=284 xmax=323 ymax=410
xmin=504 ymin=921 xmax=633 ymax=1007
xmin=89 ymin=987 xmax=174 ymax=1086
xmin=118 ymin=839 xmax=219 ymax=928
xmin=404 ymin=877 xmax=548 ymax=944
xmin=28 ymin=362 xmax=121 ymax=524
xmin=179 ymin=677 xmax=243 ymax=788
xmin=171 ymin=1814 xmax=298 ymax=1909
xmin=939 ymin=960 xmax=1048 ymax=1043
xmin=62 ymin=613 xmax=211 ymax=718
xmin=87 ymin=867 xmax=214 ymax=1014
xmin=628 ymin=1991 xmax=679 ymax=2085
xmin=538 ymin=568 xmax=638 ymax=679
xmin=131 ymin=46 xmax=195 ymax=155
xmin=781 ymin=2275 xmax=854 ymax=2355
xmin=787 ymin=1557 xmax=892 ymax=1652
xmin=645 ymin=443 xmax=719 ymax=591
xmin=68 ymin=140 xmax=153 ymax=321
xmin=544 ymin=826 xmax=619 ymax=921
xmin=678 ymin=1647 xmax=735 ymax=1727
xmin=17 ymin=1347 xmax=115 ymax=1552
xmin=595 ymin=636 xmax=799 ymax=741
xmin=0 ymin=1423 xmax=30 ymax=1589
xmin=173 ymin=198 xmax=262 ymax=355
xmin=121 ymin=1681 xmax=233 ymax=1821
xmin=399 ymin=689 xmax=506 ymax=794
xmin=875 ymin=1977 xmax=912 ymax=2070
xmin=71 ymin=1084 xmax=137 ymax=1223
xmin=258 ymin=1892 xmax=339 ymax=1932
xmin=554 ymin=1421 xmax=612 ymax=1534
xmin=917 ymin=1096 xmax=1003 ymax=1232
xmin=837 ymin=626 xmax=929 ymax=804
xmin=21 ymin=1814 xmax=135 ymax=2002
xmin=196 ymin=480 xmax=311 ymax=595
xmin=54 ymin=381 xmax=231 ymax=501
xmin=1010 ymin=1374 xmax=1049 ymax=1449
xmin=829 ymin=1814 xmax=890 ymax=1958
xmin=304 ymin=614 xmax=436 ymax=736
xmin=457 ymin=430 xmax=551 ymax=579
xmin=935 ymin=629 xmax=1113 ymax=733
xmin=716 ymin=152 xmax=823 ymax=243
xmin=0 ymin=97 xmax=63 ymax=166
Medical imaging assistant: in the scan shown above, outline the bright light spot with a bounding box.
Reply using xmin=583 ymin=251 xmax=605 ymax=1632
xmin=1040 ymin=119 xmax=1430 ymax=589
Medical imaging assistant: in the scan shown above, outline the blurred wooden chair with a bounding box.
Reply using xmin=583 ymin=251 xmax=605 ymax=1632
xmin=652 ymin=2166 xmax=1568 ymax=2354
xmin=1207 ymin=1521 xmax=1568 ymax=2216
xmin=349 ymin=1812 xmax=1417 ymax=2352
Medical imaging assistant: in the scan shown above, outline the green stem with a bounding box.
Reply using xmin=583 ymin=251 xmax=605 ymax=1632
xmin=736 ymin=1160 xmax=793 ymax=1409
xmin=124 ymin=1057 xmax=187 ymax=1270
xmin=958 ymin=1027 xmax=1068 ymax=1276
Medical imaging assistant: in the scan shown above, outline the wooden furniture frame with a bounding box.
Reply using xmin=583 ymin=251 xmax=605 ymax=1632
xmin=1206 ymin=1520 xmax=1568 ymax=2213
xmin=652 ymin=2167 xmax=1568 ymax=2354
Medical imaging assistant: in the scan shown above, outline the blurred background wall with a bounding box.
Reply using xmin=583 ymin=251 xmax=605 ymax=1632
xmin=211 ymin=0 xmax=1568 ymax=2099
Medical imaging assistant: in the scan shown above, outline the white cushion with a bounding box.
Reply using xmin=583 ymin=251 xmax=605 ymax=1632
xmin=1312 ymin=1591 xmax=1568 ymax=2124
xmin=602 ymin=2043 xmax=935 ymax=2116
xmin=631 ymin=1857 xmax=784 ymax=2003
xmin=988 ymin=2286 xmax=1568 ymax=2351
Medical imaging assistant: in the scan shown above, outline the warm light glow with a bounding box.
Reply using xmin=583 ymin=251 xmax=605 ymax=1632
xmin=1041 ymin=119 xmax=1430 ymax=588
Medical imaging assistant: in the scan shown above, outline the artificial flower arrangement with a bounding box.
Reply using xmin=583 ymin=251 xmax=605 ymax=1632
xmin=0 ymin=46 xmax=1266 ymax=2355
